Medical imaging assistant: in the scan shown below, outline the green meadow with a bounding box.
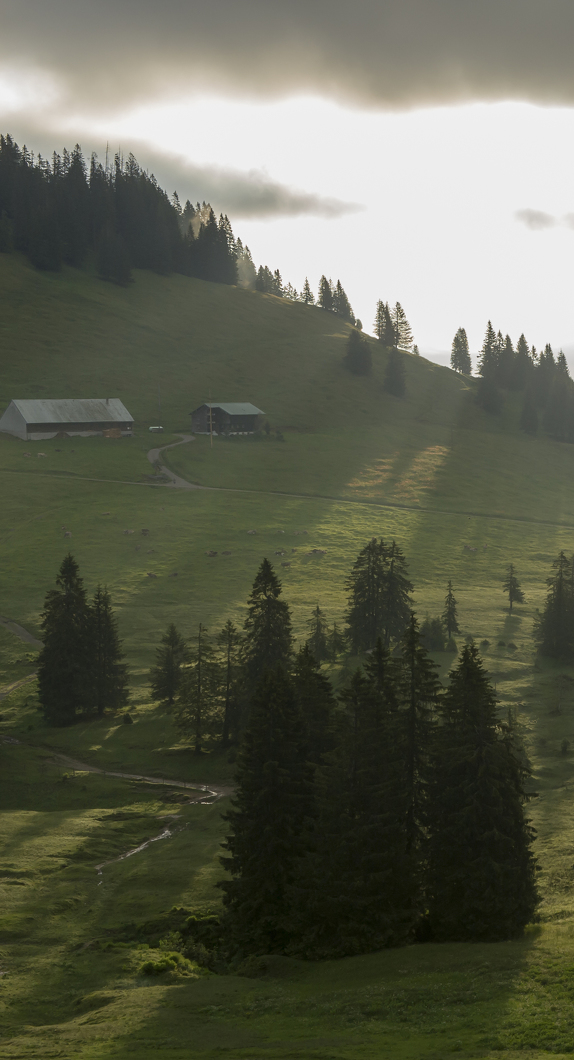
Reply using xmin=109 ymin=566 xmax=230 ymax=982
xmin=2 ymin=255 xmax=574 ymax=1057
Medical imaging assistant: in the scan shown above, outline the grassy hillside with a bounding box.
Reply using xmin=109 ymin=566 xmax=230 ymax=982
xmin=2 ymin=254 xmax=574 ymax=1057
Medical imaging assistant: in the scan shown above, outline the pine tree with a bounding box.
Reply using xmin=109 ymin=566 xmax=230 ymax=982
xmin=383 ymin=347 xmax=406 ymax=397
xmin=302 ymin=277 xmax=314 ymax=305
xmin=450 ymin=328 xmax=471 ymax=374
xmin=391 ymin=302 xmax=414 ymax=351
xmin=317 ymin=275 xmax=334 ymax=311
xmin=176 ymin=624 xmax=220 ymax=754
xmin=242 ymin=560 xmax=293 ymax=690
xmin=502 ymin=564 xmax=525 ymax=613
xmin=306 ymin=605 xmax=330 ymax=664
xmin=382 ymin=541 xmax=414 ymax=648
xmin=442 ymin=580 xmax=460 ymax=639
xmin=288 ymin=664 xmax=411 ymax=958
xmin=217 ymin=620 xmax=242 ymax=746
xmin=343 ymin=329 xmax=372 ymax=376
xmin=219 ymin=666 xmax=311 ymax=956
xmin=91 ymin=586 xmax=129 ymax=715
xmin=37 ymin=554 xmax=92 ymax=726
xmin=498 ymin=335 xmax=515 ymax=388
xmin=536 ymin=552 xmax=574 ymax=660
xmin=520 ymin=387 xmax=538 ymax=434
xmin=427 ymin=645 xmax=538 ymax=940
xmin=149 ymin=623 xmax=189 ymax=707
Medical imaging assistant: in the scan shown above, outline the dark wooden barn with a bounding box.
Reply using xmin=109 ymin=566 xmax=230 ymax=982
xmin=190 ymin=402 xmax=265 ymax=434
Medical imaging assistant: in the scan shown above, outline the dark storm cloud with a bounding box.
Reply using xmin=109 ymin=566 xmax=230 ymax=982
xmin=4 ymin=0 xmax=574 ymax=111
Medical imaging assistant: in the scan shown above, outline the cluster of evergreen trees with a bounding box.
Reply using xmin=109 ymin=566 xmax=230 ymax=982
xmin=342 ymin=325 xmax=407 ymax=396
xmin=220 ymin=612 xmax=537 ymax=958
xmin=374 ymin=300 xmax=416 ymax=352
xmin=450 ymin=319 xmax=574 ymax=443
xmin=37 ymin=554 xmax=128 ymax=725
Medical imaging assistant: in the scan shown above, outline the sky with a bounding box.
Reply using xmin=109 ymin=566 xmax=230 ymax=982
xmin=2 ymin=0 xmax=574 ymax=367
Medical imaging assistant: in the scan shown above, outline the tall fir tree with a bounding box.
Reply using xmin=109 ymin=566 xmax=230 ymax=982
xmin=242 ymin=560 xmax=293 ymax=691
xmin=502 ymin=564 xmax=525 ymax=613
xmin=149 ymin=623 xmax=189 ymax=707
xmin=450 ymin=328 xmax=472 ymax=374
xmin=219 ymin=666 xmax=312 ymax=956
xmin=90 ymin=586 xmax=129 ymax=715
xmin=37 ymin=554 xmax=92 ymax=725
xmin=427 ymin=645 xmax=538 ymax=940
xmin=512 ymin=333 xmax=532 ymax=389
xmin=328 ymin=621 xmax=347 ymax=659
xmin=302 ymin=277 xmax=314 ymax=304
xmin=536 ymin=551 xmax=574 ymax=660
xmin=383 ymin=347 xmax=407 ymax=397
xmin=442 ymin=580 xmax=460 ymax=639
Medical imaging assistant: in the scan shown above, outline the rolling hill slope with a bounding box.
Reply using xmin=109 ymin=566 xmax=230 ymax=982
xmin=2 ymin=254 xmax=574 ymax=1058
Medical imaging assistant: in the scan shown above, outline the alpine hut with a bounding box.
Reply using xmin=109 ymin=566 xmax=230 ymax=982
xmin=190 ymin=402 xmax=265 ymax=435
xmin=0 ymin=398 xmax=134 ymax=440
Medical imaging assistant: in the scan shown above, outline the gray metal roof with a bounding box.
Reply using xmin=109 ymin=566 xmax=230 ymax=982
xmin=9 ymin=398 xmax=134 ymax=424
xmin=200 ymin=402 xmax=265 ymax=416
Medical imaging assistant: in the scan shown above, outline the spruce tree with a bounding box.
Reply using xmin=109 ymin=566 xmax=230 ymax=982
xmin=427 ymin=645 xmax=538 ymax=940
xmin=382 ymin=541 xmax=413 ymax=648
xmin=176 ymin=624 xmax=220 ymax=754
xmin=478 ymin=321 xmax=498 ymax=378
xmin=332 ymin=279 xmax=354 ymax=322
xmin=242 ymin=560 xmax=293 ymax=690
xmin=450 ymin=328 xmax=471 ymax=374
xmin=149 ymin=623 xmax=189 ymax=707
xmin=502 ymin=564 xmax=525 ymax=613
xmin=383 ymin=347 xmax=406 ymax=397
xmin=343 ymin=329 xmax=372 ymax=376
xmin=288 ymin=664 xmax=411 ymax=958
xmin=306 ymin=605 xmax=330 ymax=664
xmin=442 ymin=580 xmax=460 ymax=639
xmin=220 ymin=666 xmax=311 ymax=956
xmin=91 ymin=586 xmax=129 ymax=715
xmin=37 ymin=554 xmax=92 ymax=726
xmin=536 ymin=552 xmax=574 ymax=660
xmin=217 ymin=619 xmax=242 ymax=746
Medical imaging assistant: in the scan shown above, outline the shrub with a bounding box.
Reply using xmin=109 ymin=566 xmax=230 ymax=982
xmin=507 ymin=642 xmax=517 ymax=651
xmin=480 ymin=639 xmax=490 ymax=650
xmin=498 ymin=640 xmax=506 ymax=647
xmin=140 ymin=951 xmax=196 ymax=977
xmin=446 ymin=637 xmax=457 ymax=653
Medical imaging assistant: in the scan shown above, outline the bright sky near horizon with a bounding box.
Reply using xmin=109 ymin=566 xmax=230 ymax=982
xmin=2 ymin=0 xmax=574 ymax=366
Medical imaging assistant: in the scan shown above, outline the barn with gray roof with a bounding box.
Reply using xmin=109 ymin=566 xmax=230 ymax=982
xmin=190 ymin=402 xmax=265 ymax=434
xmin=0 ymin=399 xmax=134 ymax=440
